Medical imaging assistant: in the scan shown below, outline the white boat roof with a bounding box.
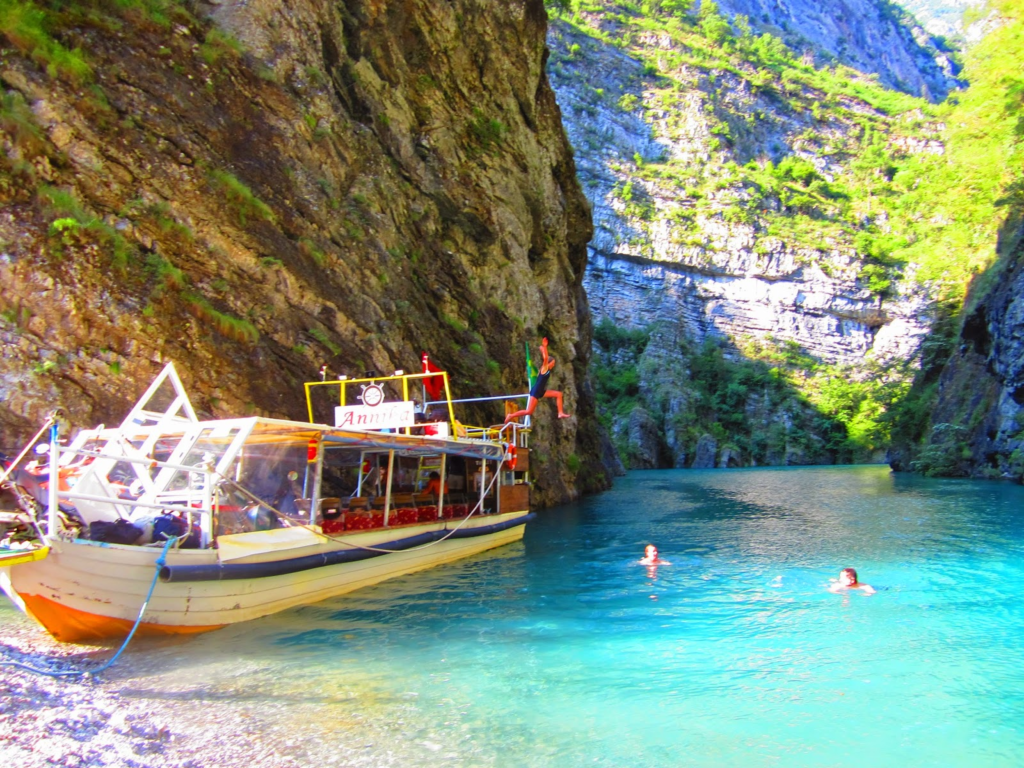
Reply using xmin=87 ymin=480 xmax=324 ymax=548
xmin=86 ymin=416 xmax=507 ymax=461
xmin=83 ymin=362 xmax=507 ymax=462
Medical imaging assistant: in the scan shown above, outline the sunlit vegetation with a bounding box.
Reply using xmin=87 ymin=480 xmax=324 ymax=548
xmin=0 ymin=0 xmax=92 ymax=82
xmin=592 ymin=316 xmax=893 ymax=464
xmin=547 ymin=0 xmax=1024 ymax=306
xmin=738 ymin=337 xmax=909 ymax=454
xmin=38 ymin=185 xmax=136 ymax=268
xmin=0 ymin=0 xmax=198 ymax=85
xmin=900 ymin=0 xmax=1024 ymax=293
xmin=557 ymin=0 xmax=1024 ymax=467
xmin=675 ymin=337 xmax=853 ymax=464
xmin=146 ymin=253 xmax=187 ymax=291
xmin=467 ymin=108 xmax=507 ymax=153
xmin=308 ymin=327 xmax=341 ymax=356
xmin=591 ymin=318 xmax=648 ymax=421
xmin=199 ymin=26 xmax=243 ymax=67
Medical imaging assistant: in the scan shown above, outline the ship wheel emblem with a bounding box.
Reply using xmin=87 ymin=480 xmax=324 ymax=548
xmin=360 ymin=382 xmax=385 ymax=407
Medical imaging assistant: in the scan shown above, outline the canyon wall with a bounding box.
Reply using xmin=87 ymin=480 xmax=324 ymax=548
xmin=547 ymin=3 xmax=947 ymax=467
xmin=896 ymin=221 xmax=1024 ymax=480
xmin=715 ymin=0 xmax=961 ymax=100
xmin=0 ymin=0 xmax=608 ymax=503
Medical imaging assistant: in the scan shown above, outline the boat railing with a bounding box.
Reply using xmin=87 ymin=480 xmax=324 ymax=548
xmin=44 ymin=436 xmax=220 ymax=545
xmin=305 ymin=370 xmax=531 ymax=448
xmin=456 ymin=419 xmax=528 ymax=448
xmin=33 ymin=368 xmax=532 ymax=548
xmin=305 ymin=370 xmax=457 ymax=433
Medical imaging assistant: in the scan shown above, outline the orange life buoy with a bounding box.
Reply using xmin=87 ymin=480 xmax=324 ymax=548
xmin=504 ymin=444 xmax=518 ymax=471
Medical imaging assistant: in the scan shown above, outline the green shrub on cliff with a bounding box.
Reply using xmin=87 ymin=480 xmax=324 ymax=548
xmin=676 ymin=336 xmax=868 ymax=464
xmin=591 ymin=318 xmax=649 ymax=422
xmin=896 ymin=0 xmax=1024 ymax=292
xmin=909 ymin=423 xmax=970 ymax=477
xmin=182 ymin=291 xmax=259 ymax=344
xmin=0 ymin=0 xmax=92 ymax=82
xmin=591 ymin=322 xmax=896 ymax=466
xmin=549 ymin=0 xmax=1024 ymax=304
xmin=208 ymin=169 xmax=276 ymax=226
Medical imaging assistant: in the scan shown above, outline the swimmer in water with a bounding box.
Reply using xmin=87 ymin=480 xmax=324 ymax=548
xmin=639 ymin=544 xmax=669 ymax=566
xmin=828 ymin=567 xmax=875 ymax=594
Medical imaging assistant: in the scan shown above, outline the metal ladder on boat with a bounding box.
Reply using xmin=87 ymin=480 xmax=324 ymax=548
xmin=416 ymin=454 xmax=445 ymax=493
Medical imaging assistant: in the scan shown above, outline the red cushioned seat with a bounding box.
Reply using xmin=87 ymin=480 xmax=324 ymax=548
xmin=345 ymin=512 xmax=371 ymax=531
xmin=417 ymin=506 xmax=439 ymax=522
xmin=392 ymin=508 xmax=418 ymax=526
xmin=322 ymin=517 xmax=345 ymax=535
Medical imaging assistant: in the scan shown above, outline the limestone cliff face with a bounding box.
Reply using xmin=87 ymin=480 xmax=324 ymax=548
xmin=551 ymin=14 xmax=934 ymax=368
xmin=548 ymin=8 xmax=939 ymax=467
xmin=586 ymin=251 xmax=929 ymax=368
xmin=905 ymin=225 xmax=1024 ymax=480
xmin=715 ymin=0 xmax=961 ymax=100
xmin=899 ymin=0 xmax=984 ymax=39
xmin=0 ymin=0 xmax=607 ymax=503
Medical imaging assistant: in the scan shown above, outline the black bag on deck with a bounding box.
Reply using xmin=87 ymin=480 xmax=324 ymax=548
xmin=89 ymin=519 xmax=143 ymax=545
xmin=153 ymin=513 xmax=201 ymax=548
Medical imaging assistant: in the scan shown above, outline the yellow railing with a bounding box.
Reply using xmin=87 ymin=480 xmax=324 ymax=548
xmin=304 ymin=370 xmax=530 ymax=445
xmin=305 ymin=371 xmax=456 ymax=434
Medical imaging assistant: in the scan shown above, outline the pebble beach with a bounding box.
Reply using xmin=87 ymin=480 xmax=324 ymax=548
xmin=1 ymin=613 xmax=297 ymax=768
xmin=0 ymin=603 xmax=413 ymax=768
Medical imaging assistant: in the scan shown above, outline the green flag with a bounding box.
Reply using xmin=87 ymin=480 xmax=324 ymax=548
xmin=526 ymin=341 xmax=538 ymax=390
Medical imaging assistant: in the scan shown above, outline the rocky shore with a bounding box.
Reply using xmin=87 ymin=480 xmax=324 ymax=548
xmin=0 ymin=606 xmax=414 ymax=768
xmin=2 ymin=616 xmax=196 ymax=768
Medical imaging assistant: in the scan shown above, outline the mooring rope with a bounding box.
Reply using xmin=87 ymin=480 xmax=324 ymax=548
xmin=0 ymin=535 xmax=180 ymax=678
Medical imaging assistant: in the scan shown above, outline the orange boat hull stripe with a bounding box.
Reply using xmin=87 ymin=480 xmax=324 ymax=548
xmin=20 ymin=592 xmax=225 ymax=644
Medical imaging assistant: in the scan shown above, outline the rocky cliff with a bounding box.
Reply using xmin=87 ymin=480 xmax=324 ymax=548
xmin=896 ymin=221 xmax=1024 ymax=479
xmin=548 ymin=2 xmax=947 ymax=467
xmin=0 ymin=0 xmax=608 ymax=503
xmin=881 ymin=0 xmax=1024 ymax=480
xmin=898 ymin=0 xmax=983 ymax=39
xmin=714 ymin=0 xmax=961 ymax=100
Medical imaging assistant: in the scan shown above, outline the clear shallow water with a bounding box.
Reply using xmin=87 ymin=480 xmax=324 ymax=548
xmin=7 ymin=465 xmax=1024 ymax=766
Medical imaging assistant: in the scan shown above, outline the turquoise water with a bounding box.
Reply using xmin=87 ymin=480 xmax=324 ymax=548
xmin=8 ymin=466 xmax=1024 ymax=765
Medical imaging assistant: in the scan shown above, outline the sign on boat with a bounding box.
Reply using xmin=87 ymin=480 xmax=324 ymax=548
xmin=0 ymin=363 xmax=534 ymax=643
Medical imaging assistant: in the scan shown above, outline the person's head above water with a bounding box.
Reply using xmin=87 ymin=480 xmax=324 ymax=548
xmin=640 ymin=544 xmax=669 ymax=565
xmin=830 ymin=567 xmax=874 ymax=594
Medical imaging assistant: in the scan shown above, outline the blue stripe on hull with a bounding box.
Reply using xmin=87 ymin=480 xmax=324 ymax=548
xmin=160 ymin=514 xmax=534 ymax=583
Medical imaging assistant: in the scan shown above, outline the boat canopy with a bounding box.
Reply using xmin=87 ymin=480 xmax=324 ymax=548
xmin=34 ymin=363 xmax=521 ymax=549
xmin=85 ymin=416 xmax=508 ymax=461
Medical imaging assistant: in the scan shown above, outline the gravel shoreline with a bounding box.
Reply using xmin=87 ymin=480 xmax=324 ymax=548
xmin=1 ymin=617 xmax=201 ymax=768
xmin=0 ymin=608 xmax=415 ymax=768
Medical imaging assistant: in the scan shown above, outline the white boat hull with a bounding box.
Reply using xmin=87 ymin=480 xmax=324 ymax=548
xmin=0 ymin=512 xmax=528 ymax=643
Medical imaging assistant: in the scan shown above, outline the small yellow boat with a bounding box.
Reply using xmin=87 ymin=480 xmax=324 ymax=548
xmin=0 ymin=544 xmax=50 ymax=567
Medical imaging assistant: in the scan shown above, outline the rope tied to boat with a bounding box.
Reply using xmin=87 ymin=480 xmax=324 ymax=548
xmin=0 ymin=535 xmax=180 ymax=678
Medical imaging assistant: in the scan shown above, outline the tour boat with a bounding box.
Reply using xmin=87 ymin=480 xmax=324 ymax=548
xmin=0 ymin=363 xmax=533 ymax=643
